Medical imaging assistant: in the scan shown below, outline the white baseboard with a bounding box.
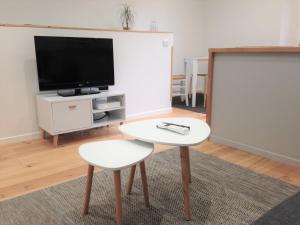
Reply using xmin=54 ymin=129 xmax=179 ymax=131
xmin=0 ymin=107 xmax=173 ymax=145
xmin=0 ymin=131 xmax=41 ymax=145
xmin=126 ymin=107 xmax=173 ymax=120
xmin=211 ymin=135 xmax=300 ymax=167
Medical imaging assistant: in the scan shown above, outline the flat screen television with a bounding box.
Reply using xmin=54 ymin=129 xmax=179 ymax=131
xmin=34 ymin=36 xmax=114 ymax=94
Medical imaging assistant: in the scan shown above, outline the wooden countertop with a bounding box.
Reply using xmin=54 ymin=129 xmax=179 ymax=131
xmin=209 ymin=47 xmax=300 ymax=54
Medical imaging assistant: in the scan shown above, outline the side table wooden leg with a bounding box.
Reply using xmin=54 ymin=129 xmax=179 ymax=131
xmin=53 ymin=135 xmax=59 ymax=146
xmin=187 ymin=150 xmax=192 ymax=184
xmin=140 ymin=161 xmax=150 ymax=208
xmin=126 ymin=165 xmax=136 ymax=195
xmin=114 ymin=170 xmax=123 ymax=225
xmin=180 ymin=146 xmax=191 ymax=221
xmin=83 ymin=165 xmax=94 ymax=215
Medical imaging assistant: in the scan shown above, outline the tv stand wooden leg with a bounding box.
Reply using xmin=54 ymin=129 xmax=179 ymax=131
xmin=41 ymin=130 xmax=46 ymax=139
xmin=53 ymin=135 xmax=59 ymax=146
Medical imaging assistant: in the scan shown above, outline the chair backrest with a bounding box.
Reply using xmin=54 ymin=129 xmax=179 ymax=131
xmin=171 ymin=75 xmax=188 ymax=97
xmin=198 ymin=60 xmax=208 ymax=75
xmin=184 ymin=57 xmax=208 ymax=75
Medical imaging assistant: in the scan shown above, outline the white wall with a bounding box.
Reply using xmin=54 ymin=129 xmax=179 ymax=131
xmin=203 ymin=0 xmax=300 ymax=50
xmin=0 ymin=0 xmax=206 ymax=75
xmin=202 ymin=0 xmax=284 ymax=50
xmin=279 ymin=0 xmax=299 ymax=45
xmin=2 ymin=0 xmax=300 ymax=144
xmin=0 ymin=27 xmax=173 ymax=143
xmin=1 ymin=0 xmax=299 ymax=78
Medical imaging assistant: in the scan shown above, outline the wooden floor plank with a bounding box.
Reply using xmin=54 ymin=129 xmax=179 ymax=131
xmin=0 ymin=108 xmax=300 ymax=201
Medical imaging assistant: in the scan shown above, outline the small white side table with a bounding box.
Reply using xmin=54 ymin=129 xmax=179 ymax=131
xmin=119 ymin=117 xmax=211 ymax=221
xmin=79 ymin=140 xmax=153 ymax=225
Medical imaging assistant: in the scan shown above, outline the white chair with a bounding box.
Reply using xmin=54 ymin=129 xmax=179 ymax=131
xmin=184 ymin=57 xmax=208 ymax=108
xmin=171 ymin=75 xmax=189 ymax=106
xmin=79 ymin=140 xmax=153 ymax=225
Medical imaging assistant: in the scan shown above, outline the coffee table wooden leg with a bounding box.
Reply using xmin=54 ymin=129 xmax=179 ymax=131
xmin=114 ymin=170 xmax=123 ymax=225
xmin=140 ymin=161 xmax=150 ymax=208
xmin=180 ymin=146 xmax=191 ymax=221
xmin=83 ymin=165 xmax=94 ymax=215
xmin=187 ymin=150 xmax=192 ymax=184
xmin=126 ymin=165 xmax=136 ymax=195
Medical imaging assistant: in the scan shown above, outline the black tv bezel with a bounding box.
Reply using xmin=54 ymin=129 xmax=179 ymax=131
xmin=34 ymin=36 xmax=115 ymax=91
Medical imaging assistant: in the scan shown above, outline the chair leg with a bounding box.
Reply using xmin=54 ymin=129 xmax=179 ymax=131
xmin=140 ymin=161 xmax=150 ymax=208
xmin=126 ymin=165 xmax=136 ymax=195
xmin=114 ymin=170 xmax=123 ymax=225
xmin=83 ymin=165 xmax=94 ymax=215
xmin=185 ymin=94 xmax=189 ymax=107
xmin=180 ymin=95 xmax=185 ymax=102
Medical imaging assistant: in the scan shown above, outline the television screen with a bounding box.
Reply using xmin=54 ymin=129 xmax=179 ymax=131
xmin=34 ymin=36 xmax=114 ymax=91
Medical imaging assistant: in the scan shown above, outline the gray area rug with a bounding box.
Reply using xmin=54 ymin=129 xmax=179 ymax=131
xmin=0 ymin=149 xmax=299 ymax=225
xmin=251 ymin=191 xmax=300 ymax=225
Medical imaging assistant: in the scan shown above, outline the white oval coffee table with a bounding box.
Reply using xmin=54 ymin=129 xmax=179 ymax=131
xmin=119 ymin=117 xmax=211 ymax=220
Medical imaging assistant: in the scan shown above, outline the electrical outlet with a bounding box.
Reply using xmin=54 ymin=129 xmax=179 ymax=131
xmin=162 ymin=39 xmax=169 ymax=48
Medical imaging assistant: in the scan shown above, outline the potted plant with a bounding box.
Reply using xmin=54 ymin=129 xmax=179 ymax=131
xmin=120 ymin=3 xmax=134 ymax=30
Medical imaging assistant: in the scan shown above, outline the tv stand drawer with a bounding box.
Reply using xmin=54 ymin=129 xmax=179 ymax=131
xmin=52 ymin=100 xmax=92 ymax=133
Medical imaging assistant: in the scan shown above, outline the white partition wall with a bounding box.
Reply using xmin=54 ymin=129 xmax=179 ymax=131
xmin=209 ymin=50 xmax=300 ymax=166
xmin=0 ymin=27 xmax=173 ymax=143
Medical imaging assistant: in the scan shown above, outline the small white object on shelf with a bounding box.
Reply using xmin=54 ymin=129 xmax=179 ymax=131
xmin=150 ymin=21 xmax=158 ymax=31
xmin=157 ymin=122 xmax=190 ymax=135
xmin=93 ymin=99 xmax=121 ymax=110
xmin=93 ymin=98 xmax=106 ymax=109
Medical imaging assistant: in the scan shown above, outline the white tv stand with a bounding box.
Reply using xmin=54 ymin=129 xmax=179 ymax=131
xmin=36 ymin=91 xmax=125 ymax=146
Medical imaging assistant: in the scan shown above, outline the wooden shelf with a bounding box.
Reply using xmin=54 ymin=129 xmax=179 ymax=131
xmin=0 ymin=23 xmax=172 ymax=34
xmin=93 ymin=106 xmax=125 ymax=114
xmin=92 ymin=117 xmax=124 ymax=128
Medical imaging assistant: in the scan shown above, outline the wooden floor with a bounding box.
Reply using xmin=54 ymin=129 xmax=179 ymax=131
xmin=1 ymin=108 xmax=300 ymax=201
